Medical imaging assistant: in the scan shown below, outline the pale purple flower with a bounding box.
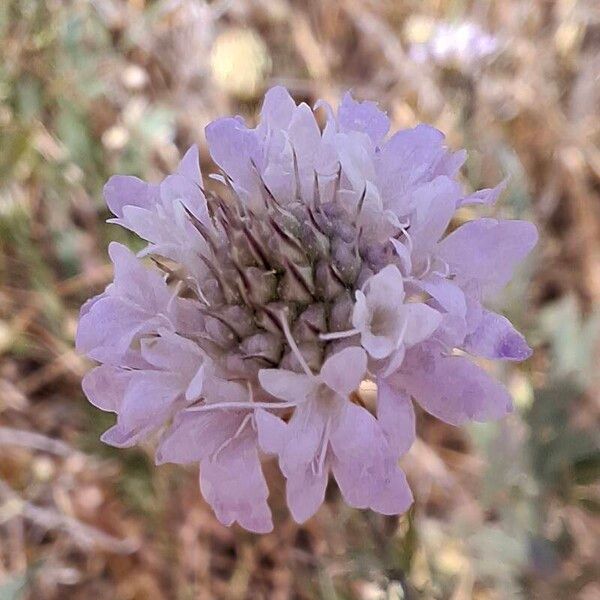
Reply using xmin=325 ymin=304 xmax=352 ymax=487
xmin=82 ymin=330 xmax=204 ymax=447
xmin=350 ymin=264 xmax=441 ymax=360
xmin=258 ymin=346 xmax=412 ymax=522
xmin=410 ymin=21 xmax=499 ymax=71
xmin=77 ymin=87 xmax=537 ymax=532
xmin=156 ymin=367 xmax=273 ymax=532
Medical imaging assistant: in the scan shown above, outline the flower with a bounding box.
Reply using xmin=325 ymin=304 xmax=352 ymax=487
xmin=409 ymin=21 xmax=499 ymax=71
xmin=351 ymin=264 xmax=441 ymax=360
xmin=156 ymin=365 xmax=273 ymax=532
xmin=77 ymin=87 xmax=537 ymax=532
xmin=258 ymin=346 xmax=412 ymax=522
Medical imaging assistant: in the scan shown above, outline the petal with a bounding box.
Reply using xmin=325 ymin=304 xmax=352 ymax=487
xmin=163 ymin=144 xmax=209 ymax=222
xmin=117 ymin=205 xmax=165 ymax=245
xmin=288 ymin=102 xmax=322 ymax=202
xmin=140 ymin=331 xmax=202 ymax=375
xmin=364 ymin=264 xmax=405 ymax=308
xmin=160 ymin=171 xmax=209 ymax=229
xmin=457 ymin=178 xmax=507 ymax=208
xmin=320 ymin=346 xmax=367 ymax=397
xmin=258 ymin=369 xmax=312 ymax=403
xmin=330 ymin=402 xmax=410 ymax=513
xmin=108 ymin=242 xmax=171 ymax=308
xmin=119 ymin=371 xmax=182 ymax=430
xmin=334 ymin=131 xmax=377 ymax=193
xmin=338 ymin=91 xmax=390 ymax=146
xmin=401 ymin=303 xmax=442 ymax=346
xmin=437 ymin=218 xmax=538 ymax=295
xmin=175 ymin=144 xmax=201 ymax=183
xmin=384 ymin=124 xmax=445 ymax=165
xmin=285 ymin=463 xmax=328 ymax=523
xmin=376 ymin=379 xmax=415 ymax=457
xmin=203 ymin=375 xmax=249 ymax=405
xmin=76 ymin=296 xmax=158 ymax=361
xmin=389 ymin=237 xmax=412 ymax=275
xmin=379 ymin=125 xmax=445 ymax=181
xmin=279 ymin=401 xmax=325 ymax=475
xmin=104 ymin=175 xmax=158 ymax=218
xmin=360 ymin=330 xmax=398 ymax=360
xmin=101 ymin=423 xmax=147 ymax=448
xmin=381 ymin=345 xmax=406 ymax=378
xmin=185 ymin=364 xmax=205 ymax=402
xmin=205 ymin=117 xmax=261 ymax=201
xmin=351 ymin=290 xmax=370 ymax=330
xmin=410 ymin=176 xmax=461 ymax=260
xmin=173 ymin=297 xmax=205 ymax=336
xmin=395 ymin=346 xmax=513 ymax=426
xmin=261 ymin=129 xmax=294 ymax=204
xmin=463 ymin=309 xmax=532 ymax=361
xmin=330 ymin=402 xmax=385 ymax=507
xmin=259 ymin=85 xmax=296 ymax=131
xmin=413 ymin=275 xmax=466 ymax=318
xmin=377 ymin=125 xmax=448 ymax=215
xmin=434 ymin=148 xmax=467 ymax=178
xmin=200 ymin=434 xmax=273 ymax=533
xmin=156 ymin=410 xmax=241 ymax=464
xmin=255 ymin=409 xmax=287 ymax=455
xmin=82 ymin=365 xmax=132 ymax=412
xmin=369 ymin=468 xmax=413 ymax=515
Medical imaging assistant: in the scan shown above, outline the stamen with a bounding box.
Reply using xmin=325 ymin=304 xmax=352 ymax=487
xmin=316 ymin=418 xmax=331 ymax=475
xmin=400 ymin=226 xmax=413 ymax=253
xmin=188 ymin=276 xmax=211 ymax=307
xmin=186 ymin=400 xmax=298 ymax=413
xmin=415 ymin=254 xmax=432 ymax=279
xmin=279 ymin=311 xmax=314 ymax=378
xmin=319 ymin=329 xmax=360 ymax=341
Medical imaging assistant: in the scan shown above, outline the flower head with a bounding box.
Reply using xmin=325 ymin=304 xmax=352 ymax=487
xmin=409 ymin=21 xmax=499 ymax=71
xmin=77 ymin=87 xmax=537 ymax=531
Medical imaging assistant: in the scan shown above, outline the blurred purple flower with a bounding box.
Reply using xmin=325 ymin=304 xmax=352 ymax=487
xmin=410 ymin=21 xmax=499 ymax=71
xmin=77 ymin=87 xmax=537 ymax=532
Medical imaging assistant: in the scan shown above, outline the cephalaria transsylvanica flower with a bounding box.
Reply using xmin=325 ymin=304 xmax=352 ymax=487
xmin=77 ymin=88 xmax=537 ymax=532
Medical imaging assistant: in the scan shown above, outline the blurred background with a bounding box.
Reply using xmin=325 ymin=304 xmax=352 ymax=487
xmin=0 ymin=1 xmax=599 ymax=598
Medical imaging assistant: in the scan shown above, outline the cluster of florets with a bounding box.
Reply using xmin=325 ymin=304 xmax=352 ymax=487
xmin=77 ymin=88 xmax=537 ymax=532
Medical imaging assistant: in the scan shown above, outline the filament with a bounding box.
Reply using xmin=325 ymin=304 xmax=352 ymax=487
xmin=279 ymin=310 xmax=315 ymax=378
xmin=319 ymin=329 xmax=360 ymax=341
